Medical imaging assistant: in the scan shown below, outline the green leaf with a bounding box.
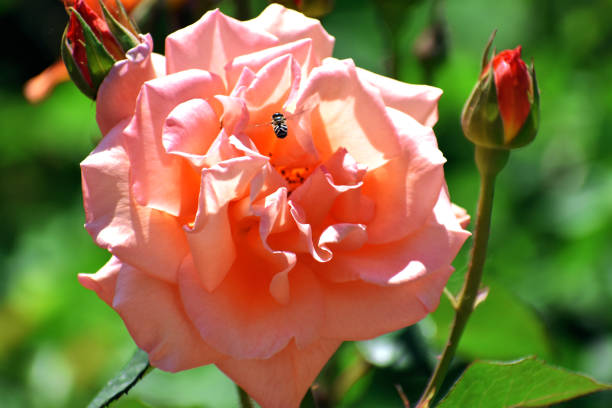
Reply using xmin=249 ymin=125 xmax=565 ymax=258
xmin=87 ymin=348 xmax=152 ymax=408
xmin=430 ymin=283 xmax=551 ymax=360
xmin=437 ymin=356 xmax=612 ymax=407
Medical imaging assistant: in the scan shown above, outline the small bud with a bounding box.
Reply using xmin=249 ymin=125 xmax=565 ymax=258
xmin=61 ymin=0 xmax=140 ymax=99
xmin=461 ymin=32 xmax=539 ymax=149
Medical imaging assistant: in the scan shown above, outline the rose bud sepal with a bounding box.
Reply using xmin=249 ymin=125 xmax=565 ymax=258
xmin=98 ymin=0 xmax=140 ymax=53
xmin=461 ymin=61 xmax=506 ymax=149
xmin=61 ymin=24 xmax=97 ymax=99
xmin=64 ymin=7 xmax=116 ymax=97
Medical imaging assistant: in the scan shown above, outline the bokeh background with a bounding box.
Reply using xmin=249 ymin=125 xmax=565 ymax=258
xmin=1 ymin=0 xmax=611 ymax=406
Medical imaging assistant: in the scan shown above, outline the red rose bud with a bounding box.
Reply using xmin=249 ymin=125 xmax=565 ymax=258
xmin=461 ymin=33 xmax=539 ymax=149
xmin=61 ymin=0 xmax=140 ymax=99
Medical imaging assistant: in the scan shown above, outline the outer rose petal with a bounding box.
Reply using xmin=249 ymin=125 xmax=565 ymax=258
xmin=218 ymin=339 xmax=341 ymax=408
xmin=317 ymin=189 xmax=469 ymax=339
xmin=179 ymin=258 xmax=324 ymax=360
xmin=165 ymin=9 xmax=278 ymax=81
xmin=356 ymin=67 xmax=442 ymax=127
xmin=77 ymin=256 xmax=121 ymax=307
xmin=320 ymin=266 xmax=455 ymax=340
xmin=244 ymin=3 xmax=334 ymax=62
xmin=452 ymin=202 xmax=471 ymax=229
xmin=96 ymin=34 xmax=166 ymax=135
xmin=111 ymin=262 xmax=225 ymax=371
xmin=81 ymin=120 xmax=189 ymax=283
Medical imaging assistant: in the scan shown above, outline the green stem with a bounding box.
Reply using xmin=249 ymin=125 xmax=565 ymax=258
xmin=416 ymin=146 xmax=509 ymax=407
xmin=237 ymin=384 xmax=254 ymax=408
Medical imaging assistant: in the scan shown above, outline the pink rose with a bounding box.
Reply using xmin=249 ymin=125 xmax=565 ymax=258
xmin=78 ymin=5 xmax=470 ymax=407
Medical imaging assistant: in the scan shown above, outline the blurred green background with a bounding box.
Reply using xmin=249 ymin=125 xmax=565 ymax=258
xmin=1 ymin=0 xmax=611 ymax=406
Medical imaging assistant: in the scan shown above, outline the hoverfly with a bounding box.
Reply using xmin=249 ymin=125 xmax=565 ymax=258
xmin=270 ymin=112 xmax=288 ymax=139
xmin=253 ymin=106 xmax=314 ymax=139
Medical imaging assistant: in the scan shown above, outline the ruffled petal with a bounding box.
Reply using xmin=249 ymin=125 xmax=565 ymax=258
xmin=318 ymin=223 xmax=368 ymax=253
xmin=162 ymin=98 xmax=221 ymax=167
xmin=316 ymin=188 xmax=470 ymax=285
xmin=356 ymin=67 xmax=442 ymax=127
xmin=185 ymin=155 xmax=268 ymax=292
xmin=217 ymin=339 xmax=341 ymax=408
xmin=178 ymin=257 xmax=324 ymax=359
xmin=362 ymin=107 xmax=447 ymax=243
xmin=243 ymin=54 xmax=302 ymax=116
xmin=81 ymin=121 xmax=189 ymax=283
xmin=294 ymin=58 xmax=401 ymax=169
xmin=124 ymin=69 xmax=225 ymax=218
xmin=225 ymin=39 xmax=316 ymax=91
xmin=97 ymin=34 xmax=166 ymax=135
xmin=111 ymin=263 xmax=225 ymax=371
xmin=165 ymin=9 xmax=278 ymax=81
xmin=244 ymin=3 xmax=335 ymax=62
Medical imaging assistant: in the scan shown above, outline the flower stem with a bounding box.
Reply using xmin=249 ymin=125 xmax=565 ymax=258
xmin=237 ymin=384 xmax=254 ymax=408
xmin=416 ymin=146 xmax=509 ymax=407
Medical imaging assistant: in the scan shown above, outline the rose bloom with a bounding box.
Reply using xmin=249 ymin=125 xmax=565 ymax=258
xmin=78 ymin=4 xmax=470 ymax=407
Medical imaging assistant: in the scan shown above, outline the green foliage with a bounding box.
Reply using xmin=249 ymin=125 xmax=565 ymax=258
xmin=430 ymin=283 xmax=552 ymax=361
xmin=438 ymin=357 xmax=612 ymax=407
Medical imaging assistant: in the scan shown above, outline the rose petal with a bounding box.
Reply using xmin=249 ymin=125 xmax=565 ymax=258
xmin=97 ymin=34 xmax=166 ymax=135
xmin=225 ymin=39 xmax=316 ymax=92
xmin=323 ymin=148 xmax=374 ymax=224
xmin=215 ymin=95 xmax=250 ymax=137
xmin=124 ymin=69 xmax=225 ymax=218
xmin=111 ymin=262 xmax=225 ymax=371
xmin=356 ymin=67 xmax=442 ymax=127
xmin=362 ymin=107 xmax=447 ymax=243
xmin=245 ymin=3 xmax=335 ymax=63
xmin=77 ymin=256 xmax=121 ymax=306
xmin=162 ymin=98 xmax=221 ymax=166
xmin=320 ymin=265 xmax=455 ymax=340
xmin=317 ymin=188 xmax=470 ymax=286
xmin=244 ymin=54 xmax=301 ymax=114
xmin=217 ymin=339 xmax=341 ymax=408
xmin=452 ymin=202 xmax=471 ymax=229
xmin=290 ymin=149 xmax=364 ymax=229
xmin=318 ymin=223 xmax=368 ymax=253
xmin=250 ymin=187 xmax=298 ymax=305
xmin=165 ymin=9 xmax=278 ymax=81
xmin=81 ymin=121 xmax=189 ymax=282
xmin=179 ymin=257 xmax=324 ymax=359
xmin=294 ymin=58 xmax=400 ymax=169
xmin=185 ymin=155 xmax=268 ymax=292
